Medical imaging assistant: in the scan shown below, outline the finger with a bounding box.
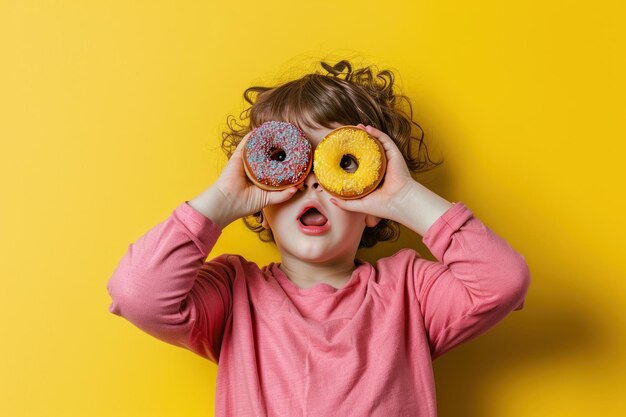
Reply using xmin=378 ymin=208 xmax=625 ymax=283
xmin=266 ymin=186 xmax=298 ymax=205
xmin=362 ymin=124 xmax=384 ymax=137
xmin=231 ymin=132 xmax=252 ymax=161
xmin=362 ymin=125 xmax=393 ymax=146
xmin=329 ymin=196 xmax=366 ymax=213
xmin=361 ymin=125 xmax=404 ymax=161
xmin=227 ymin=133 xmax=253 ymax=177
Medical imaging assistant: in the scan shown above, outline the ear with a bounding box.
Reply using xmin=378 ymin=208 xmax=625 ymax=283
xmin=364 ymin=214 xmax=381 ymax=228
xmin=260 ymin=210 xmax=270 ymax=229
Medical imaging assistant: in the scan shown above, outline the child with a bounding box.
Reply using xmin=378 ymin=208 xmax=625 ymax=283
xmin=107 ymin=59 xmax=531 ymax=416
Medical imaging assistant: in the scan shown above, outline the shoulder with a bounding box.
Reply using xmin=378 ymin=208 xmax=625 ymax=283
xmin=371 ymin=247 xmax=425 ymax=272
xmin=204 ymin=253 xmax=265 ymax=270
xmin=204 ymin=254 xmax=284 ymax=301
xmin=373 ymin=247 xmax=445 ymax=285
xmin=199 ymin=253 xmax=267 ymax=284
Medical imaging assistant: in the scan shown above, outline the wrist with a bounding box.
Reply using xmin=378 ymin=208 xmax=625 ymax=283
xmin=392 ymin=180 xmax=454 ymax=236
xmin=187 ymin=185 xmax=238 ymax=229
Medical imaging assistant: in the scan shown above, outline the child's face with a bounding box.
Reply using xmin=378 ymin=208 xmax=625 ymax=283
xmin=261 ymin=123 xmax=381 ymax=264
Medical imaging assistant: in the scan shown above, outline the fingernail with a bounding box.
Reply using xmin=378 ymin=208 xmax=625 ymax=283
xmin=330 ymin=198 xmax=338 ymax=205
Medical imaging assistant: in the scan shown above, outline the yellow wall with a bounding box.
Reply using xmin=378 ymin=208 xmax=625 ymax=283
xmin=1 ymin=1 xmax=624 ymax=416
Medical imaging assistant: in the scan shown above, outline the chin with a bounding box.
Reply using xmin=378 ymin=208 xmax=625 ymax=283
xmin=278 ymin=239 xmax=358 ymax=264
xmin=287 ymin=247 xmax=335 ymax=262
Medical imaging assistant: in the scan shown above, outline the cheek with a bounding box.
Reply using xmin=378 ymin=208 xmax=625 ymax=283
xmin=335 ymin=211 xmax=367 ymax=234
xmin=333 ymin=213 xmax=368 ymax=251
xmin=263 ymin=204 xmax=290 ymax=230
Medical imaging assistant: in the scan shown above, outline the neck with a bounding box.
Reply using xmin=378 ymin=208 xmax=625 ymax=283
xmin=278 ymin=253 xmax=358 ymax=290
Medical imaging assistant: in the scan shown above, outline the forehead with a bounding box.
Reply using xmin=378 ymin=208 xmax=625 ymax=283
xmin=299 ymin=122 xmax=344 ymax=148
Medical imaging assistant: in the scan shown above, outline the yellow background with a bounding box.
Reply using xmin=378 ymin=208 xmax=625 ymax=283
xmin=1 ymin=0 xmax=624 ymax=416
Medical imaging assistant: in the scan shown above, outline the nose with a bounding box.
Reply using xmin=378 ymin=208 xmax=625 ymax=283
xmin=301 ymin=170 xmax=322 ymax=192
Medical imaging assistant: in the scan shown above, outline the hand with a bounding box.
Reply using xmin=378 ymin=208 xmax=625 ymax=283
xmin=209 ymin=132 xmax=298 ymax=225
xmin=329 ymin=124 xmax=416 ymax=223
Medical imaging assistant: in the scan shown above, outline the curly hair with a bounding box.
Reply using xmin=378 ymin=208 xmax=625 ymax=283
xmin=221 ymin=59 xmax=444 ymax=248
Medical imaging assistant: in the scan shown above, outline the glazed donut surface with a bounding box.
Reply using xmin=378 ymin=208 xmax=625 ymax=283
xmin=313 ymin=126 xmax=386 ymax=199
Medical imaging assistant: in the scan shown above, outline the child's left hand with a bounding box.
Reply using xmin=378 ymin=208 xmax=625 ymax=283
xmin=329 ymin=124 xmax=416 ymax=223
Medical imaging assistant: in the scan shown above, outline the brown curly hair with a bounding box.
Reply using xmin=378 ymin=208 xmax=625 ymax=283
xmin=221 ymin=59 xmax=443 ymax=248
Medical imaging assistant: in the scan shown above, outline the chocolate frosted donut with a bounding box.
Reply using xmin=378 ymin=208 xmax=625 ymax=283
xmin=243 ymin=121 xmax=313 ymax=190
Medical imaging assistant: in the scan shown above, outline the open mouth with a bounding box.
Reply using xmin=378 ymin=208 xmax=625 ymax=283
xmin=298 ymin=207 xmax=328 ymax=227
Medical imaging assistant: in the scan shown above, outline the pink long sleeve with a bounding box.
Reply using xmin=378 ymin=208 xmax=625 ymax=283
xmin=106 ymin=200 xmax=530 ymax=416
xmin=416 ymin=201 xmax=530 ymax=359
xmin=106 ymin=201 xmax=231 ymax=362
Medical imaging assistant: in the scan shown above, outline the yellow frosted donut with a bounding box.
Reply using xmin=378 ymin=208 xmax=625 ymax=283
xmin=313 ymin=126 xmax=387 ymax=199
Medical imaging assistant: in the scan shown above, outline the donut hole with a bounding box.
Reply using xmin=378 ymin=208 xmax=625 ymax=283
xmin=340 ymin=154 xmax=359 ymax=173
xmin=269 ymin=147 xmax=287 ymax=162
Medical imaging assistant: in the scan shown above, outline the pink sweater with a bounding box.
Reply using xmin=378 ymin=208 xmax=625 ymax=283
xmin=107 ymin=201 xmax=530 ymax=416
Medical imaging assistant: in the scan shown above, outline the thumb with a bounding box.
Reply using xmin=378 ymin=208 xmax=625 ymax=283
xmin=266 ymin=186 xmax=298 ymax=206
xmin=230 ymin=133 xmax=251 ymax=164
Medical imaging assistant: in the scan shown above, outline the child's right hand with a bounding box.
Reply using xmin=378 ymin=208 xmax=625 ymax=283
xmin=193 ymin=132 xmax=298 ymax=229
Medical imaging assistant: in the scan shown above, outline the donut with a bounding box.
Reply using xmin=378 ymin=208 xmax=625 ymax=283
xmin=242 ymin=121 xmax=313 ymax=190
xmin=313 ymin=126 xmax=387 ymax=199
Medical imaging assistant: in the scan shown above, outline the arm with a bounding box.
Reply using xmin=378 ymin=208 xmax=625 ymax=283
xmin=413 ymin=199 xmax=530 ymax=360
xmin=330 ymin=125 xmax=530 ymax=359
xmin=107 ymin=131 xmax=298 ymax=363
xmin=327 ymin=123 xmax=455 ymax=236
xmin=106 ymin=200 xmax=232 ymax=363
